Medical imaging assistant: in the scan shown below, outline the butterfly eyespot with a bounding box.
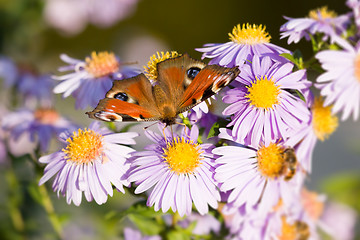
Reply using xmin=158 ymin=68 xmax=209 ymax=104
xmin=114 ymin=92 xmax=128 ymax=101
xmin=187 ymin=67 xmax=201 ymax=80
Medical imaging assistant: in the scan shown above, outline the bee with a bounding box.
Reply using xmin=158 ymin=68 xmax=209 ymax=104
xmin=294 ymin=221 xmax=310 ymax=240
xmin=282 ymin=147 xmax=297 ymax=181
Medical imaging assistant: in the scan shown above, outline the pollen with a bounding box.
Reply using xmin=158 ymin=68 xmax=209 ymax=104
xmin=144 ymin=51 xmax=180 ymax=81
xmin=257 ymin=143 xmax=284 ymax=179
xmin=162 ymin=137 xmax=203 ymax=174
xmin=34 ymin=108 xmax=60 ymax=125
xmin=311 ymin=97 xmax=338 ymax=141
xmin=301 ymin=188 xmax=324 ymax=221
xmin=229 ymin=23 xmax=271 ymax=45
xmin=85 ymin=51 xmax=119 ymax=78
xmin=278 ymin=216 xmax=310 ymax=240
xmin=308 ymin=6 xmax=337 ymax=20
xmin=246 ymin=76 xmax=280 ymax=109
xmin=62 ymin=129 xmax=104 ymax=165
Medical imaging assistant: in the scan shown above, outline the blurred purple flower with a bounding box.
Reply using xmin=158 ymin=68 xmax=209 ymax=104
xmin=2 ymin=108 xmax=78 ymax=152
xmin=39 ymin=122 xmax=138 ymax=205
xmin=178 ymin=213 xmax=221 ymax=235
xmin=321 ymin=201 xmax=357 ymax=240
xmin=53 ymin=52 xmax=140 ymax=109
xmin=18 ymin=73 xmax=54 ymax=108
xmin=44 ymin=0 xmax=139 ymax=35
xmin=222 ymin=55 xmax=311 ymax=146
xmin=196 ymin=23 xmax=290 ymax=68
xmin=0 ymin=56 xmax=18 ymax=88
xmin=316 ymin=39 xmax=360 ymax=121
xmin=128 ymin=124 xmax=220 ymax=216
xmin=123 ymin=228 xmax=161 ymax=240
xmin=280 ymin=6 xmax=350 ymax=44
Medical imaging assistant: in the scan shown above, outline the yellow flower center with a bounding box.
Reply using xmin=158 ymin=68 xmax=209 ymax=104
xmin=246 ymin=76 xmax=280 ymax=109
xmin=34 ymin=108 xmax=59 ymax=124
xmin=312 ymin=97 xmax=338 ymax=141
xmin=162 ymin=137 xmax=203 ymax=174
xmin=301 ymin=188 xmax=324 ymax=221
xmin=278 ymin=216 xmax=310 ymax=240
xmin=144 ymin=51 xmax=180 ymax=81
xmin=354 ymin=54 xmax=360 ymax=82
xmin=85 ymin=51 xmax=119 ymax=78
xmin=308 ymin=6 xmax=337 ymax=20
xmin=229 ymin=23 xmax=271 ymax=45
xmin=257 ymin=143 xmax=285 ymax=179
xmin=62 ymin=129 xmax=104 ymax=165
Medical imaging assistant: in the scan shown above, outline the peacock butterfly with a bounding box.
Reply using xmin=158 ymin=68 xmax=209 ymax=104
xmin=86 ymin=54 xmax=240 ymax=126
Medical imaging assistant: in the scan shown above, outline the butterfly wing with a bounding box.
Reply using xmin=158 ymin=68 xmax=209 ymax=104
xmin=155 ymin=54 xmax=207 ymax=104
xmin=177 ymin=64 xmax=240 ymax=113
xmin=86 ymin=74 xmax=161 ymax=122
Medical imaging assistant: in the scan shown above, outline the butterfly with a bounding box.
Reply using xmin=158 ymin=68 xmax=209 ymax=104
xmin=86 ymin=54 xmax=240 ymax=126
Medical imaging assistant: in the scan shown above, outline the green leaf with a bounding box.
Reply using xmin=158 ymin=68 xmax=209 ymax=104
xmin=128 ymin=213 xmax=164 ymax=235
xmin=207 ymin=118 xmax=228 ymax=139
xmin=321 ymin=172 xmax=360 ymax=212
xmin=166 ymin=230 xmax=192 ymax=240
xmin=119 ymin=122 xmax=139 ymax=133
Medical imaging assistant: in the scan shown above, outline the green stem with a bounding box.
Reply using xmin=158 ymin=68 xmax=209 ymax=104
xmin=38 ymin=184 xmax=63 ymax=239
xmin=5 ymin=169 xmax=25 ymax=236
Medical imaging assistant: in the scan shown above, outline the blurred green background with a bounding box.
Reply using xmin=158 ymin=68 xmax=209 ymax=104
xmin=0 ymin=0 xmax=358 ymax=239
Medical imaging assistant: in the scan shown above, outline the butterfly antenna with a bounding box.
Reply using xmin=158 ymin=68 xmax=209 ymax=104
xmin=256 ymin=180 xmax=268 ymax=205
xmin=143 ymin=121 xmax=158 ymax=130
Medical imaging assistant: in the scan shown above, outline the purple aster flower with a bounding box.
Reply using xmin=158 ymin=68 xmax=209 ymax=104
xmin=348 ymin=0 xmax=360 ymax=32
xmin=280 ymin=6 xmax=350 ymax=44
xmin=123 ymin=227 xmax=161 ymax=240
xmin=44 ymin=0 xmax=139 ymax=35
xmin=213 ymin=134 xmax=304 ymax=216
xmin=128 ymin=124 xmax=220 ymax=216
xmin=315 ymin=39 xmax=360 ymax=121
xmin=18 ymin=73 xmax=54 ymax=108
xmin=0 ymin=56 xmax=18 ymax=88
xmin=196 ymin=23 xmax=290 ymax=68
xmin=320 ymin=201 xmax=357 ymax=240
xmin=39 ymin=122 xmax=138 ymax=205
xmin=2 ymin=108 xmax=78 ymax=152
xmin=287 ymin=95 xmax=338 ymax=172
xmin=182 ymin=100 xmax=219 ymax=138
xmin=222 ymin=55 xmax=311 ymax=146
xmin=177 ymin=213 xmax=221 ymax=235
xmin=53 ymin=52 xmax=140 ymax=109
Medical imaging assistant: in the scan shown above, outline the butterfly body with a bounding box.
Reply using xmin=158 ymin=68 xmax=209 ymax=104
xmin=86 ymin=54 xmax=240 ymax=126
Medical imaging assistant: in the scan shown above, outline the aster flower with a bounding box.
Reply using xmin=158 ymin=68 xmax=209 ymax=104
xmin=222 ymin=55 xmax=311 ymax=147
xmin=128 ymin=124 xmax=220 ymax=216
xmin=315 ymin=39 xmax=360 ymax=121
xmin=213 ymin=134 xmax=304 ymax=216
xmin=53 ymin=51 xmax=140 ymax=109
xmin=280 ymin=6 xmax=350 ymax=44
xmin=2 ymin=108 xmax=78 ymax=152
xmin=286 ymin=96 xmax=338 ymax=172
xmin=347 ymin=0 xmax=360 ymax=32
xmin=0 ymin=56 xmax=18 ymax=88
xmin=123 ymin=227 xmax=161 ymax=240
xmin=44 ymin=0 xmax=139 ymax=35
xmin=320 ymin=201 xmax=357 ymax=240
xmin=18 ymin=73 xmax=54 ymax=108
xmin=39 ymin=122 xmax=138 ymax=205
xmin=196 ymin=23 xmax=290 ymax=68
xmin=178 ymin=213 xmax=221 ymax=236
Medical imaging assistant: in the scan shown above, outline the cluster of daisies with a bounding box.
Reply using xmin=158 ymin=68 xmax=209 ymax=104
xmin=0 ymin=1 xmax=359 ymax=239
